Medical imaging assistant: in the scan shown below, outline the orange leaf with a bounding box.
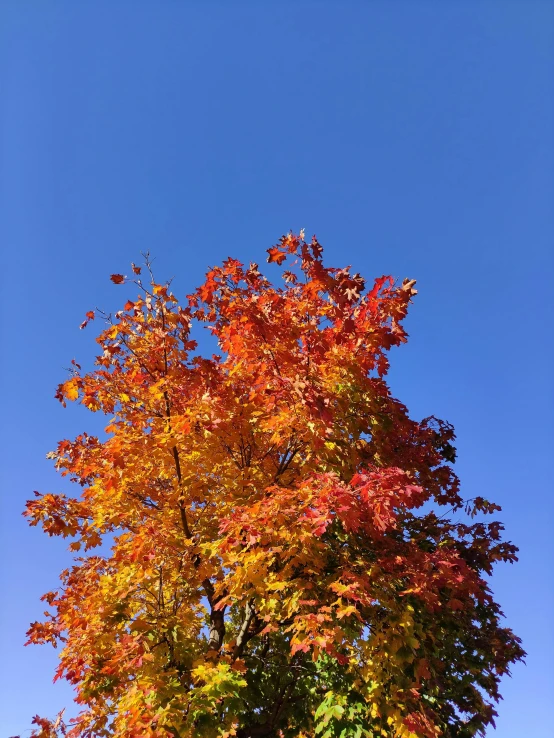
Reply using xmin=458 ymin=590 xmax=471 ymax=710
xmin=266 ymin=247 xmax=286 ymax=265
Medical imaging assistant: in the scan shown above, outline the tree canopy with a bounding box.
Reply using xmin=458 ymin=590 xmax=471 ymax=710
xmin=25 ymin=233 xmax=523 ymax=738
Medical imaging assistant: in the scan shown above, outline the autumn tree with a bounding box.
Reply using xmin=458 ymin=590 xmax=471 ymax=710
xmin=25 ymin=233 xmax=523 ymax=738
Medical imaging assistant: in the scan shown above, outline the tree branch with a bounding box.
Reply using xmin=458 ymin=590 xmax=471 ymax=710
xmin=232 ymin=599 xmax=258 ymax=661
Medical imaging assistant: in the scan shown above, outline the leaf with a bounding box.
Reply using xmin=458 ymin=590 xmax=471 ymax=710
xmin=80 ymin=310 xmax=95 ymax=330
xmin=110 ymin=274 xmax=125 ymax=284
xmin=266 ymin=247 xmax=287 ymax=265
xmin=64 ymin=378 xmax=79 ymax=401
xmin=401 ymin=277 xmax=418 ymax=296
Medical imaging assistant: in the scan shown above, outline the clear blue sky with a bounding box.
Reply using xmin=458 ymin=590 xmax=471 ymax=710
xmin=1 ymin=2 xmax=552 ymax=736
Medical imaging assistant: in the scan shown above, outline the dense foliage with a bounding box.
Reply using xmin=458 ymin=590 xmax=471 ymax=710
xmin=25 ymin=233 xmax=523 ymax=737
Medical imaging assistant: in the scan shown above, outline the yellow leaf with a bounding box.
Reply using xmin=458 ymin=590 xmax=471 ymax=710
xmin=64 ymin=379 xmax=79 ymax=401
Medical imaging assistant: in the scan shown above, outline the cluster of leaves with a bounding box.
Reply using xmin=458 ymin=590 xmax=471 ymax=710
xmin=24 ymin=233 xmax=523 ymax=738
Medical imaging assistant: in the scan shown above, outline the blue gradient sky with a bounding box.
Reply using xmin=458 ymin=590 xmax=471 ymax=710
xmin=1 ymin=3 xmax=552 ymax=736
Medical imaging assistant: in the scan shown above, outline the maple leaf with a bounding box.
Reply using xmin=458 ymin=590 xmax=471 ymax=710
xmin=79 ymin=310 xmax=96 ymax=330
xmin=266 ymin=246 xmax=287 ymax=265
xmin=401 ymin=277 xmax=418 ymax=296
xmin=110 ymin=274 xmax=125 ymax=284
xmin=310 ymin=237 xmax=323 ymax=260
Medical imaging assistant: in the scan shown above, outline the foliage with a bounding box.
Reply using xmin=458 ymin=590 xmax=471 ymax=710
xmin=24 ymin=233 xmax=524 ymax=737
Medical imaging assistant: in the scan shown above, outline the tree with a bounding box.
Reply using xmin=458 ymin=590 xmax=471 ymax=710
xmin=25 ymin=232 xmax=523 ymax=738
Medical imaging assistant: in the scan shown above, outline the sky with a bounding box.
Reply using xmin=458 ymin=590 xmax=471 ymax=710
xmin=0 ymin=1 xmax=552 ymax=736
